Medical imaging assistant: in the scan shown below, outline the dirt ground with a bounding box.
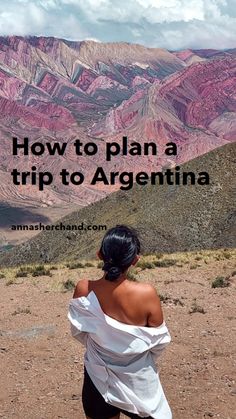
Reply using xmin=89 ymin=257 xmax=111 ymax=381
xmin=0 ymin=250 xmax=236 ymax=419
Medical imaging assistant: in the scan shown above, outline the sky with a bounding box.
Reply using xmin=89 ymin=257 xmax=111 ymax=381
xmin=0 ymin=0 xmax=235 ymax=50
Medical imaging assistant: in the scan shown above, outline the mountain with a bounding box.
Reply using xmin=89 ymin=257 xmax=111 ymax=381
xmin=0 ymin=37 xmax=235 ymax=209
xmin=0 ymin=142 xmax=235 ymax=267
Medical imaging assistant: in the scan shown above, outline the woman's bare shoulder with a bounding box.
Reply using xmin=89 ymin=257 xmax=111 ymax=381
xmin=128 ymin=280 xmax=157 ymax=294
xmin=126 ymin=280 xmax=160 ymax=304
xmin=73 ymin=278 xmax=90 ymax=298
xmin=127 ymin=281 xmax=163 ymax=326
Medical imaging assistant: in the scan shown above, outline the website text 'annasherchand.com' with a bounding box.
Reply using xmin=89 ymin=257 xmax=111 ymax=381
xmin=11 ymin=222 xmax=107 ymax=232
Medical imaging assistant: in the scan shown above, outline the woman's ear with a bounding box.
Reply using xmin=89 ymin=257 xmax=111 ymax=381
xmin=96 ymin=250 xmax=103 ymax=260
xmin=131 ymin=255 xmax=140 ymax=266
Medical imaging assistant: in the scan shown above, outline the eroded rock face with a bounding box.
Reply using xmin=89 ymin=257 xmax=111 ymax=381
xmin=158 ymin=56 xmax=236 ymax=130
xmin=0 ymin=36 xmax=235 ymax=211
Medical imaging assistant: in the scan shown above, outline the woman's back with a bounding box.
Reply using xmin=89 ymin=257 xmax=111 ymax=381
xmin=74 ymin=277 xmax=163 ymax=327
xmin=69 ymin=279 xmax=172 ymax=419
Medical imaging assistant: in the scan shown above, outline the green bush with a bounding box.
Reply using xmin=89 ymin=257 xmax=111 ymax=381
xmin=154 ymin=259 xmax=177 ymax=268
xmin=189 ymin=299 xmax=206 ymax=314
xmin=84 ymin=262 xmax=94 ymax=267
xmin=159 ymin=294 xmax=171 ymax=303
xmin=212 ymin=276 xmax=230 ymax=288
xmin=15 ymin=271 xmax=28 ymax=278
xmin=6 ymin=278 xmax=15 ymax=286
xmin=66 ymin=262 xmax=84 ymax=269
xmin=31 ymin=265 xmax=52 ymax=277
xmin=63 ymin=279 xmax=75 ymax=291
xmin=127 ymin=270 xmax=137 ymax=281
xmin=12 ymin=307 xmax=31 ymax=315
xmin=136 ymin=260 xmax=155 ymax=270
xmin=155 ymin=252 xmax=164 ymax=259
xmin=223 ymin=251 xmax=231 ymax=259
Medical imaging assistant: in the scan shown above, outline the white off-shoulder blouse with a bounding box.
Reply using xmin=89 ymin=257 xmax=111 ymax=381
xmin=68 ymin=290 xmax=172 ymax=419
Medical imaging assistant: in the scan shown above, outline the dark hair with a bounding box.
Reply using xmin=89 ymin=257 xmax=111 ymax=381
xmin=99 ymin=225 xmax=140 ymax=282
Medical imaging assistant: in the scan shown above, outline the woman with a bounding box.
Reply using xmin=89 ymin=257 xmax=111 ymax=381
xmin=68 ymin=225 xmax=172 ymax=419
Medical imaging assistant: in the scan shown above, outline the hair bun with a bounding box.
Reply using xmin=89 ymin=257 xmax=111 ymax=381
xmin=107 ymin=266 xmax=122 ymax=281
xmin=102 ymin=262 xmax=122 ymax=281
xmin=102 ymin=261 xmax=112 ymax=272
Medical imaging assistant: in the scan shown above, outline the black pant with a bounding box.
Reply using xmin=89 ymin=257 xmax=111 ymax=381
xmin=82 ymin=366 xmax=152 ymax=419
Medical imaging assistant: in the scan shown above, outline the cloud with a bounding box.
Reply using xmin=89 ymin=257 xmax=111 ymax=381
xmin=0 ymin=0 xmax=235 ymax=49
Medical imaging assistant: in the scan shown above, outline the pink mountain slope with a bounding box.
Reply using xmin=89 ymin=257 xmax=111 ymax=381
xmin=0 ymin=36 xmax=235 ymax=213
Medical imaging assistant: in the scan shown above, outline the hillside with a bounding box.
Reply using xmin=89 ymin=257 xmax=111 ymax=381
xmin=0 ymin=142 xmax=235 ymax=267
